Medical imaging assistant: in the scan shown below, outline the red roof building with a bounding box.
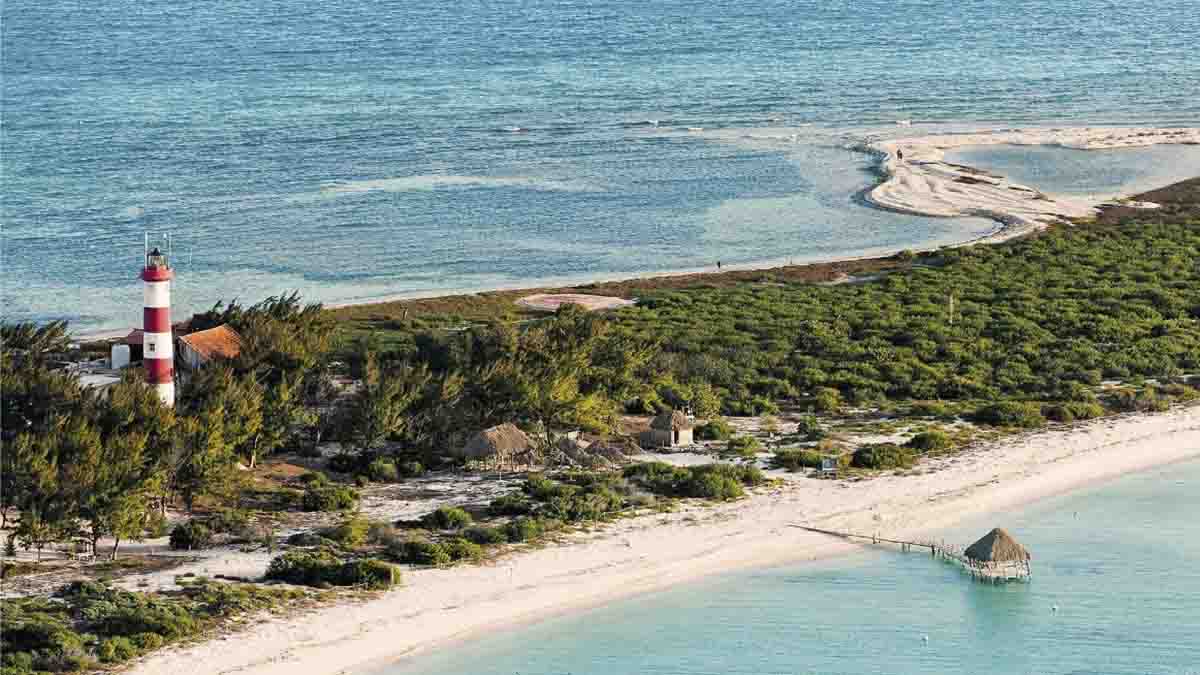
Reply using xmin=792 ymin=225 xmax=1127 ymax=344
xmin=177 ymin=324 xmax=243 ymax=369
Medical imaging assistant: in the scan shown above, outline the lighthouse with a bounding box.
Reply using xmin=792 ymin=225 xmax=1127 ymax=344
xmin=142 ymin=245 xmax=175 ymax=407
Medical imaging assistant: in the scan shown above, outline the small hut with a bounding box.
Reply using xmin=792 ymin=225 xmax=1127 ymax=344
xmin=962 ymin=528 xmax=1031 ymax=581
xmin=457 ymin=423 xmax=534 ymax=470
xmin=644 ymin=410 xmax=694 ymax=448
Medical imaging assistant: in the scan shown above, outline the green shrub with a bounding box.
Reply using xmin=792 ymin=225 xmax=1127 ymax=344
xmin=681 ymin=472 xmax=743 ymax=499
xmin=488 ymin=493 xmax=534 ymax=516
xmin=1043 ymin=401 xmax=1106 ymax=423
xmin=851 ymin=443 xmax=916 ymax=470
xmin=92 ymin=598 xmax=195 ymax=639
xmin=285 ymin=532 xmax=337 ymax=548
xmin=265 ymin=550 xmax=400 ymax=588
xmin=540 ymin=486 xmax=625 ymax=522
xmin=420 ymin=506 xmax=473 ymax=531
xmin=97 ymin=636 xmax=138 ymax=663
xmin=366 ymin=521 xmax=399 ymax=546
xmin=168 ymin=521 xmax=213 ymax=551
xmin=621 ymin=461 xmax=690 ymax=495
xmin=694 ymin=418 xmax=734 ymax=441
xmin=679 ymin=463 xmax=762 ymax=499
xmin=364 ymin=458 xmax=399 ymax=482
xmin=905 ymin=430 xmax=952 ymax=453
xmin=322 ymin=516 xmax=370 ymax=547
xmin=523 ymin=474 xmax=579 ymax=501
xmin=973 ymin=401 xmax=1046 ymax=428
xmin=205 ymin=508 xmax=251 ymax=536
xmin=812 ymin=387 xmax=842 ymax=413
xmin=794 ymin=414 xmax=825 ymax=440
xmin=397 ymin=460 xmax=425 ymax=478
xmin=132 ymin=632 xmax=165 ymax=651
xmin=298 ymin=471 xmax=330 ymax=487
xmin=503 ymin=517 xmax=545 ymax=543
xmin=327 ymin=453 xmax=363 ymax=474
xmin=725 ymin=395 xmax=779 ymax=416
xmin=388 ymin=539 xmax=451 ymax=567
xmin=1160 ymin=382 xmax=1200 ymax=402
xmin=265 ymin=550 xmax=343 ymax=586
xmin=723 ymin=436 xmax=762 ymax=458
xmin=695 ymin=462 xmax=765 ymax=487
xmin=623 ymin=461 xmax=762 ymax=499
xmin=1110 ymin=387 xmax=1171 ymax=413
xmin=909 ymin=401 xmax=954 ymax=419
xmin=444 ymin=538 xmax=484 ymax=563
xmin=463 ymin=525 xmax=507 ymax=545
xmin=301 ymin=486 xmax=359 ymax=512
xmin=338 ymin=559 xmax=402 ymax=589
xmin=771 ymin=449 xmax=824 ymax=471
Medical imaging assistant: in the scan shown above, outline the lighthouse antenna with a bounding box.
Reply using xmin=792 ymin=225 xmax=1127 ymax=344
xmin=144 ymin=232 xmax=149 ymax=265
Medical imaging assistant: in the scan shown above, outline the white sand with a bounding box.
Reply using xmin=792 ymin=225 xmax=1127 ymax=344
xmin=126 ymin=405 xmax=1200 ymax=675
xmin=515 ymin=293 xmax=636 ymax=312
xmin=868 ymin=126 xmax=1200 ymax=240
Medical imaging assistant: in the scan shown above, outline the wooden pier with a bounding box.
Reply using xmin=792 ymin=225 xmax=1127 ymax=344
xmin=792 ymin=525 xmax=1031 ymax=582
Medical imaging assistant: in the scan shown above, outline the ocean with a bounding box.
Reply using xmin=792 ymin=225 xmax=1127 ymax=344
xmin=4 ymin=0 xmax=1200 ymax=332
xmin=385 ymin=458 xmax=1200 ymax=675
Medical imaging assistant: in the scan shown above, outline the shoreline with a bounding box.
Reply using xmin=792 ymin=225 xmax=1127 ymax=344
xmin=73 ymin=125 xmax=1199 ymax=342
xmin=126 ymin=405 xmax=1200 ymax=675
xmin=866 ymin=126 xmax=1200 ymax=240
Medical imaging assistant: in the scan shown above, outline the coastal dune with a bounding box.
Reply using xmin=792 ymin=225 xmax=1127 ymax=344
xmin=867 ymin=127 xmax=1200 ymax=239
xmin=126 ymin=406 xmax=1200 ymax=675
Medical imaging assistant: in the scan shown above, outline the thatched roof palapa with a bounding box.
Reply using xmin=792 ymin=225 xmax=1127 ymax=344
xmin=457 ymin=423 xmax=532 ymax=461
xmin=650 ymin=410 xmax=694 ymax=431
xmin=964 ymin=528 xmax=1030 ymax=563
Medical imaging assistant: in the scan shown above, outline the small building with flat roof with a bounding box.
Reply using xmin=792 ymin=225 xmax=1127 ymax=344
xmin=643 ymin=410 xmax=694 ymax=448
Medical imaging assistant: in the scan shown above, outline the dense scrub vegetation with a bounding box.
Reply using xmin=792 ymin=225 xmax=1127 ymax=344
xmin=0 ymin=580 xmax=311 ymax=673
xmin=605 ymin=217 xmax=1200 ymax=416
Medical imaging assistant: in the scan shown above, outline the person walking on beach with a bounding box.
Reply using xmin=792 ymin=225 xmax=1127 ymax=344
xmin=717 ymin=260 xmax=722 ymax=271
xmin=897 ymin=148 xmax=904 ymax=162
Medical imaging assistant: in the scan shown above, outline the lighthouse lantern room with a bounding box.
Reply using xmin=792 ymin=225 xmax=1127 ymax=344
xmin=141 ymin=239 xmax=175 ymax=407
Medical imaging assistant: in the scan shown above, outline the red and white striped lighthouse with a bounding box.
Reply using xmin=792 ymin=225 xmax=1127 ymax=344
xmin=142 ymin=245 xmax=175 ymax=407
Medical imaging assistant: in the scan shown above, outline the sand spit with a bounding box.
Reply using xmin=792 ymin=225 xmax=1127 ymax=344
xmin=868 ymin=127 xmax=1200 ymax=240
xmin=126 ymin=405 xmax=1200 ymax=675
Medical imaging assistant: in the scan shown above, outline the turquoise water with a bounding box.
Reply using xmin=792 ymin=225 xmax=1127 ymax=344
xmin=4 ymin=0 xmax=1200 ymax=331
xmin=388 ymin=459 xmax=1200 ymax=675
xmin=944 ymin=145 xmax=1200 ymax=198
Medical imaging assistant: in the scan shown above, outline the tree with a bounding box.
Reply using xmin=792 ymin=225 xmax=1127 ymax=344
xmin=688 ymin=380 xmax=722 ymax=419
xmin=342 ymin=351 xmax=427 ymax=454
xmin=182 ymin=366 xmax=264 ymax=468
xmin=172 ymin=406 xmax=239 ymax=512
xmin=6 ymin=433 xmax=65 ymax=559
xmin=79 ymin=431 xmax=161 ymax=558
xmin=0 ymin=320 xmax=71 ymax=366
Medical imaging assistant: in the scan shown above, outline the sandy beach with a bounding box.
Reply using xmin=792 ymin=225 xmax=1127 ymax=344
xmin=123 ymin=404 xmax=1200 ymax=675
xmin=867 ymin=126 xmax=1200 ymax=239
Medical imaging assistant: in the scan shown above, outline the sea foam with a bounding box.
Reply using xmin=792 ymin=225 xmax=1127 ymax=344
xmin=320 ymin=175 xmax=603 ymax=195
